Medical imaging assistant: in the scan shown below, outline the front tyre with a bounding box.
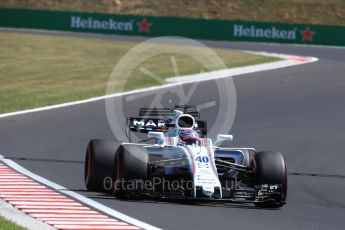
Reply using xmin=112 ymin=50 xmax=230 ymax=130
xmin=254 ymin=151 xmax=287 ymax=208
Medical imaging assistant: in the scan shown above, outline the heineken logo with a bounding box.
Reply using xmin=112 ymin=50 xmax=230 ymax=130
xmin=71 ymin=16 xmax=134 ymax=31
xmin=300 ymin=27 xmax=315 ymax=41
xmin=233 ymin=24 xmax=315 ymax=41
xmin=70 ymin=16 xmax=153 ymax=33
xmin=137 ymin=18 xmax=151 ymax=33
xmin=233 ymin=24 xmax=297 ymax=40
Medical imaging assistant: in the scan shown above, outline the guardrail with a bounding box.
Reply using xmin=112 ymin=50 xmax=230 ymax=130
xmin=1 ymin=8 xmax=344 ymax=46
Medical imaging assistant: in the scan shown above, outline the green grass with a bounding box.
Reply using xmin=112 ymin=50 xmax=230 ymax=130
xmin=0 ymin=0 xmax=344 ymax=26
xmin=0 ymin=216 xmax=26 ymax=230
xmin=0 ymin=31 xmax=279 ymax=114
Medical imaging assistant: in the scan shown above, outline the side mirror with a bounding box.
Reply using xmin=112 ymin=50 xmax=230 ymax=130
xmin=148 ymin=132 xmax=165 ymax=145
xmin=214 ymin=134 xmax=234 ymax=146
xmin=216 ymin=134 xmax=233 ymax=142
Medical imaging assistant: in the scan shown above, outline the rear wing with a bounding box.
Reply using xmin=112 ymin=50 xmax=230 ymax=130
xmin=125 ymin=105 xmax=206 ymax=141
xmin=126 ymin=117 xmax=207 ymax=136
xmin=139 ymin=105 xmax=200 ymax=118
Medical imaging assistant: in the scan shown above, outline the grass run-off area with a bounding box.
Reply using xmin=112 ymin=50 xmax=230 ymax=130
xmin=0 ymin=216 xmax=26 ymax=230
xmin=0 ymin=31 xmax=279 ymax=114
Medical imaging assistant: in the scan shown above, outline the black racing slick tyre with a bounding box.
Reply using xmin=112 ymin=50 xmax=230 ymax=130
xmin=84 ymin=139 xmax=119 ymax=192
xmin=114 ymin=144 xmax=149 ymax=198
xmin=254 ymin=151 xmax=287 ymax=208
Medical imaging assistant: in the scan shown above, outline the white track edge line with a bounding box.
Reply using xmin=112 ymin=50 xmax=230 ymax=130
xmin=0 ymin=53 xmax=318 ymax=119
xmin=0 ymin=155 xmax=161 ymax=230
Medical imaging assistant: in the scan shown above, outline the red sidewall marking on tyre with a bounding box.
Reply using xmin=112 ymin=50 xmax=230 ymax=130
xmin=0 ymin=162 xmax=141 ymax=230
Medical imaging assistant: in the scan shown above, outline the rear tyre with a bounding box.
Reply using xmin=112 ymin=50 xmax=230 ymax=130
xmin=254 ymin=151 xmax=287 ymax=208
xmin=84 ymin=139 xmax=118 ymax=192
xmin=115 ymin=145 xmax=149 ymax=198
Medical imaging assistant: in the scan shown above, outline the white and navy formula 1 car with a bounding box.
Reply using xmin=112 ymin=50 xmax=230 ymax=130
xmin=84 ymin=105 xmax=287 ymax=208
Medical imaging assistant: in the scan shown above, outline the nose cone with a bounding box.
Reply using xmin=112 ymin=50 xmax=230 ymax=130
xmin=202 ymin=185 xmax=215 ymax=197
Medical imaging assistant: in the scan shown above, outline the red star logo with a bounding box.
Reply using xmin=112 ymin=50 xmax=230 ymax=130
xmin=138 ymin=18 xmax=151 ymax=33
xmin=300 ymin=27 xmax=315 ymax=41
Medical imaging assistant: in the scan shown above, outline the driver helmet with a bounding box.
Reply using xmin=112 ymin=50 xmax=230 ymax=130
xmin=179 ymin=129 xmax=200 ymax=145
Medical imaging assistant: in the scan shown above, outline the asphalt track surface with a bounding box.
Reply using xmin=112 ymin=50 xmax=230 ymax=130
xmin=1 ymin=31 xmax=345 ymax=229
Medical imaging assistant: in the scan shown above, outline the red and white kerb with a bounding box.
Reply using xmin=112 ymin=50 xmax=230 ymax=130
xmin=0 ymin=162 xmax=140 ymax=230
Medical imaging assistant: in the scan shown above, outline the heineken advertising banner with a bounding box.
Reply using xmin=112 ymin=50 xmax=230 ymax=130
xmin=1 ymin=8 xmax=345 ymax=46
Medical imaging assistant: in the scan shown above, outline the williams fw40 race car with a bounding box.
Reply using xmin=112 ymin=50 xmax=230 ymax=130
xmin=84 ymin=105 xmax=287 ymax=208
